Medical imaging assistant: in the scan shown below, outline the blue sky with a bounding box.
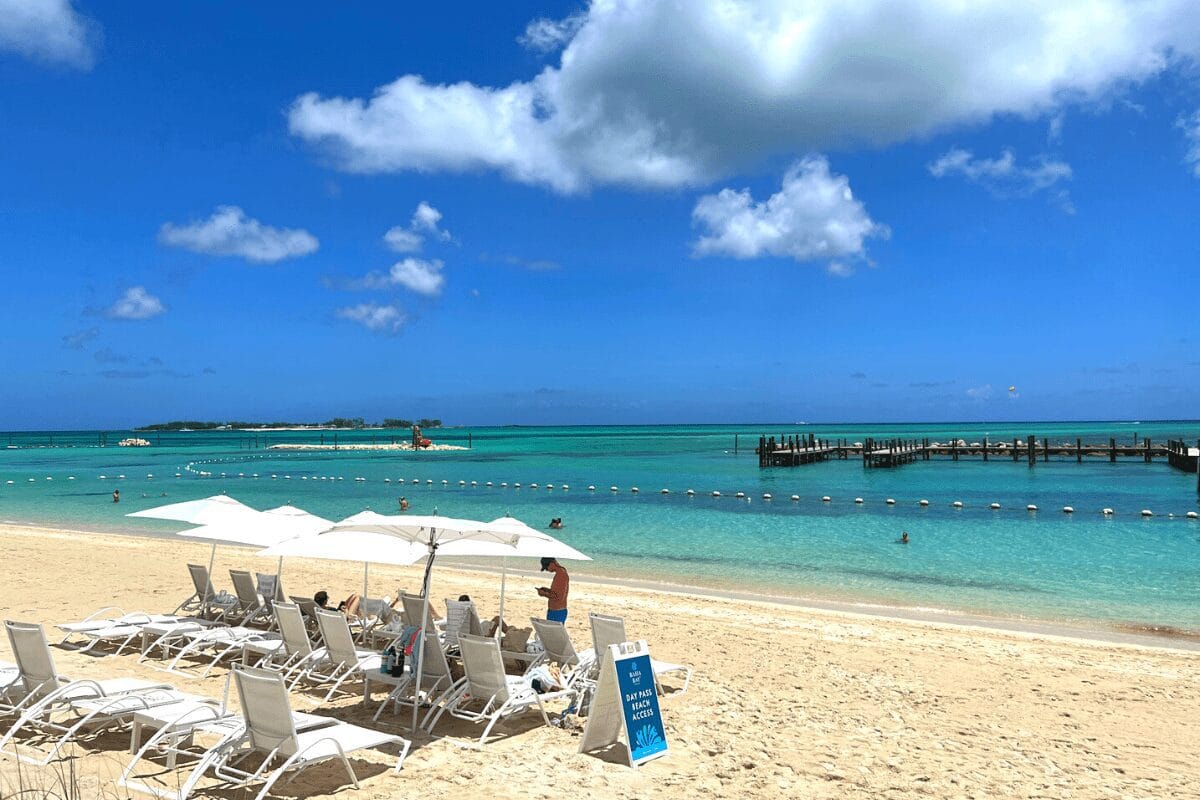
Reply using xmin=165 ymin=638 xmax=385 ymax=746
xmin=1 ymin=1 xmax=1198 ymax=429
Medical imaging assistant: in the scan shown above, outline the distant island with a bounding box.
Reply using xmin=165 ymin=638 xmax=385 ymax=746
xmin=135 ymin=418 xmax=443 ymax=432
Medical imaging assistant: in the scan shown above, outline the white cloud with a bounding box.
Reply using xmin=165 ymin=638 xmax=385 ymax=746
xmin=966 ymin=384 xmax=994 ymax=400
xmin=351 ymin=258 xmax=446 ymax=296
xmin=159 ymin=206 xmax=319 ymax=263
xmin=0 ymin=0 xmax=96 ymax=68
xmin=383 ymin=201 xmax=451 ymax=253
xmin=61 ymin=326 xmax=99 ymax=350
xmin=691 ymin=157 xmax=887 ymax=269
xmin=106 ymin=287 xmax=165 ymax=320
xmin=288 ymin=0 xmax=1200 ymax=192
xmin=336 ymin=303 xmax=406 ymax=334
xmin=519 ymin=13 xmax=586 ymax=53
xmin=929 ymin=148 xmax=1074 ymax=211
xmin=1179 ymin=110 xmax=1200 ymax=177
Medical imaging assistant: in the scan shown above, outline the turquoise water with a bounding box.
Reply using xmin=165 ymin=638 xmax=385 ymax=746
xmin=2 ymin=422 xmax=1199 ymax=630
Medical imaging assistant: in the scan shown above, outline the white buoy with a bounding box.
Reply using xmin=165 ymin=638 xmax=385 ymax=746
xmin=357 ymin=477 xmax=366 ymax=482
xmin=68 ymin=476 xmax=76 ymax=480
xmin=412 ymin=479 xmax=419 ymax=484
xmin=1102 ymin=508 xmax=1114 ymax=515
xmin=471 ymin=481 xmax=478 ymax=486
xmin=661 ymin=488 xmax=670 ymax=494
xmin=146 ymin=473 xmax=153 ymax=479
xmin=1027 ymin=504 xmax=1037 ymax=512
xmin=459 ymin=480 xmax=466 ymax=486
xmin=547 ymin=484 xmax=554 ymax=490
xmin=610 ymin=486 xmax=618 ymax=492
xmin=442 ymin=479 xmax=449 ymax=485
xmin=762 ymin=493 xmax=772 ymax=500
xmin=1062 ymin=506 xmax=1074 ymax=513
xmin=822 ymin=496 xmax=831 ymax=502
xmin=99 ymin=475 xmax=107 ymax=479
xmin=686 ymin=488 xmax=695 ymax=495
xmin=337 ymin=476 xmax=345 ymax=481
xmin=854 ymin=497 xmax=864 ymax=504
xmin=486 ymin=481 xmax=493 ymax=486
xmin=631 ymin=487 xmax=639 ymax=493
xmin=790 ymin=494 xmax=800 ymax=501
xmin=919 ymin=499 xmax=929 ymax=506
xmin=562 ymin=484 xmax=569 ymax=490
xmin=530 ymin=483 xmax=538 ymax=488
xmin=27 ymin=478 xmax=34 ymax=482
xmin=5 ymin=480 xmax=12 ymax=485
xmin=587 ymin=485 xmax=595 ymax=491
xmin=284 ymin=475 xmax=291 ymax=480
xmin=514 ymin=482 xmax=521 ymax=488
xmin=271 ymin=474 xmax=277 ymax=479
xmin=990 ymin=502 xmax=1001 ymax=509
xmin=118 ymin=474 xmax=125 ymax=479
xmin=886 ymin=498 xmax=896 ymax=505
xmin=384 ymin=478 xmax=391 ymax=483
xmin=1141 ymin=509 xmax=1153 ymax=517
xmin=712 ymin=490 xmax=721 ymax=497
xmin=501 ymin=482 xmax=508 ymax=487
xmin=735 ymin=491 xmax=745 ymax=498
xmin=1187 ymin=511 xmax=1198 ymax=519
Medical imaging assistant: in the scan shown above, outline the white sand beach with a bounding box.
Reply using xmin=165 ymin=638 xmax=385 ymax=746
xmin=1 ymin=522 xmax=1197 ymax=799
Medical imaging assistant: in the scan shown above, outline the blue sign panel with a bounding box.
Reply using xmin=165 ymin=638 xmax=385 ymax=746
xmin=615 ymin=653 xmax=667 ymax=763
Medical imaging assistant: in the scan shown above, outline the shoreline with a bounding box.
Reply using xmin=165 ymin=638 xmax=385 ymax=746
xmin=266 ymin=443 xmax=468 ymax=451
xmin=4 ymin=519 xmax=1197 ymax=653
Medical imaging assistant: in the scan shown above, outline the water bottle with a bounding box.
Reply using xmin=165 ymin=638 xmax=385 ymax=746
xmin=382 ymin=645 xmax=394 ymax=675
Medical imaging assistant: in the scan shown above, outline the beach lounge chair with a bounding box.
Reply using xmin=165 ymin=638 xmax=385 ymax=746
xmin=57 ymin=611 xmax=186 ymax=655
xmin=530 ymin=618 xmax=595 ymax=685
xmin=370 ymin=631 xmax=458 ymax=722
xmin=424 ymin=633 xmax=574 ymax=747
xmin=241 ymin=602 xmax=316 ymax=673
xmin=161 ymin=626 xmax=280 ymax=679
xmin=400 ymin=592 xmax=442 ymax=631
xmin=286 ymin=595 xmax=321 ymax=637
xmin=121 ymin=667 xmax=407 ymax=800
xmin=175 ymin=564 xmax=237 ymax=618
xmin=589 ymin=612 xmax=692 ymax=694
xmin=351 ymin=596 xmax=397 ymax=644
xmin=292 ymin=610 xmax=381 ymax=703
xmin=443 ymin=599 xmax=484 ymax=649
xmin=228 ymin=570 xmax=271 ymax=627
xmin=0 ymin=620 xmax=183 ymax=765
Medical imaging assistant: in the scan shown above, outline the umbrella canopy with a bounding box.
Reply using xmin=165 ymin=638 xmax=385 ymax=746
xmin=126 ymin=494 xmax=258 ymax=525
xmin=178 ymin=504 xmax=333 ymax=548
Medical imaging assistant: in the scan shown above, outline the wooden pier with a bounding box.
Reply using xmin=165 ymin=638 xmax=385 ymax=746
xmin=757 ymin=435 xmax=1200 ymax=491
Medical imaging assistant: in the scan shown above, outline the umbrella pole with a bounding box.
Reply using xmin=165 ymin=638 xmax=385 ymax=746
xmin=496 ymin=556 xmax=507 ymax=640
xmin=412 ymin=543 xmax=436 ymax=733
xmin=363 ymin=562 xmax=369 ymax=601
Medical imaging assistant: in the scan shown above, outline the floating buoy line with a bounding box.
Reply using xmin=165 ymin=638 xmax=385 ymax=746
xmin=4 ymin=455 xmax=1196 ymax=520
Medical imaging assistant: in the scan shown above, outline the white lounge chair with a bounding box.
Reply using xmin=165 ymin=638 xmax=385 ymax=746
xmin=530 ymin=618 xmax=595 ymax=688
xmin=175 ymin=564 xmax=237 ymax=618
xmin=400 ymin=592 xmax=442 ymax=631
xmin=293 ymin=610 xmax=382 ymax=703
xmin=161 ymin=626 xmax=280 ymax=679
xmin=0 ymin=620 xmax=181 ymax=765
xmin=370 ymin=631 xmax=457 ymax=722
xmin=242 ymin=602 xmax=316 ymax=673
xmin=122 ymin=667 xmax=408 ymax=800
xmin=57 ymin=611 xmax=186 ymax=655
xmin=589 ymin=612 xmax=692 ymax=694
xmin=228 ymin=570 xmax=271 ymax=627
xmin=443 ymin=599 xmax=484 ymax=649
xmin=424 ymin=633 xmax=574 ymax=747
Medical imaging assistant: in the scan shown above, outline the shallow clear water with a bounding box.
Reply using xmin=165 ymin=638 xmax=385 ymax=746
xmin=2 ymin=422 xmax=1198 ymax=629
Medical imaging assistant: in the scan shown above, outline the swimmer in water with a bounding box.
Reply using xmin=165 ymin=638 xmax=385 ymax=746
xmin=112 ymin=489 xmax=120 ymax=503
xmin=900 ymin=531 xmax=909 ymax=544
xmin=399 ymin=496 xmax=410 ymax=511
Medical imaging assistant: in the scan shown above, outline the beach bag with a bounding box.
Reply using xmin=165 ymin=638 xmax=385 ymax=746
xmin=398 ymin=624 xmax=422 ymax=672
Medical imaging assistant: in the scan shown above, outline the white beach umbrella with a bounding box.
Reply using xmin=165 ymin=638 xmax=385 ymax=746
xmin=258 ymin=511 xmax=590 ymax=731
xmin=177 ymin=504 xmax=334 ymax=591
xmin=126 ymin=494 xmax=262 ymax=599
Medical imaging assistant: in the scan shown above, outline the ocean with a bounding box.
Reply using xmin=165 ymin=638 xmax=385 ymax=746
xmin=2 ymin=421 xmax=1198 ymax=631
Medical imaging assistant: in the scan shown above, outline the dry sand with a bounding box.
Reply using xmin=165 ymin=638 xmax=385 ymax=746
xmin=1 ymin=522 xmax=1198 ymax=799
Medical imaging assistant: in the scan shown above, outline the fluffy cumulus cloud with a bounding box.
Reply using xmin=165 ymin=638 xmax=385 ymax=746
xmin=350 ymin=258 xmax=446 ymax=296
xmin=929 ymin=148 xmax=1073 ymax=209
xmin=692 ymin=157 xmax=887 ymax=272
xmin=336 ymin=303 xmax=406 ymax=334
xmin=288 ymin=0 xmax=1200 ymax=192
xmin=1180 ymin=110 xmax=1200 ymax=177
xmin=61 ymin=326 xmax=99 ymax=350
xmin=106 ymin=287 xmax=165 ymax=320
xmin=0 ymin=0 xmax=97 ymax=69
xmin=383 ymin=201 xmax=451 ymax=252
xmin=159 ymin=206 xmax=319 ymax=263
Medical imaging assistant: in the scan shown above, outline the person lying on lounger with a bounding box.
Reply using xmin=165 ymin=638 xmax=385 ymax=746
xmin=314 ymin=590 xmax=361 ymax=616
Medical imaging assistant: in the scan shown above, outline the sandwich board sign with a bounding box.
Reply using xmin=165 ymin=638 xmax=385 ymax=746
xmin=578 ymin=640 xmax=668 ymax=767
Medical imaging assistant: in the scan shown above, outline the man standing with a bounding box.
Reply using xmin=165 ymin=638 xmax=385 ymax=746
xmin=537 ymin=557 xmax=570 ymax=623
